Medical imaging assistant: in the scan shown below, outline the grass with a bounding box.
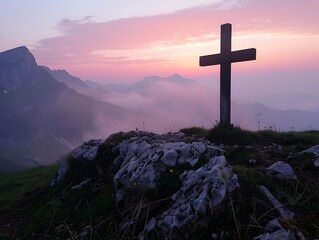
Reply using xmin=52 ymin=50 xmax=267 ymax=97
xmin=180 ymin=127 xmax=210 ymax=138
xmin=0 ymin=126 xmax=319 ymax=239
xmin=0 ymin=165 xmax=59 ymax=238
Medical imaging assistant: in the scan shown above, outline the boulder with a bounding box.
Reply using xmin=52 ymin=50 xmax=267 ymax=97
xmin=266 ymin=161 xmax=297 ymax=180
xmin=254 ymin=219 xmax=305 ymax=240
xmin=51 ymin=139 xmax=104 ymax=186
xmin=303 ymin=144 xmax=319 ymax=167
xmin=72 ymin=139 xmax=104 ymax=161
xmin=303 ymin=144 xmax=319 ymax=156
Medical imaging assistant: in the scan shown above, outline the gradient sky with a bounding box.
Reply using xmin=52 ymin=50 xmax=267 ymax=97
xmin=1 ymin=0 xmax=318 ymax=111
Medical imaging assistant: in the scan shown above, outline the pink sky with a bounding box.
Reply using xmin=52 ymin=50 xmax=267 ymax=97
xmin=2 ymin=0 xmax=319 ymax=111
xmin=31 ymin=0 xmax=318 ymax=79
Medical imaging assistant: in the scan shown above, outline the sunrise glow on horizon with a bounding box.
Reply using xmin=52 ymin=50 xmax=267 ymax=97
xmin=1 ymin=0 xmax=318 ymax=111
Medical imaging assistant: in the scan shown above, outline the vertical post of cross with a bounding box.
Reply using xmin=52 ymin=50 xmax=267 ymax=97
xmin=220 ymin=23 xmax=232 ymax=125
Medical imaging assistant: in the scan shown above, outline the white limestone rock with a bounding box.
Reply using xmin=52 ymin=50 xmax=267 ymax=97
xmin=254 ymin=229 xmax=296 ymax=240
xmin=303 ymin=144 xmax=319 ymax=156
xmin=113 ymin=134 xmax=223 ymax=202
xmin=51 ymin=139 xmax=104 ymax=186
xmin=72 ymin=139 xmax=104 ymax=161
xmin=51 ymin=159 xmax=68 ymax=186
xmin=71 ymin=178 xmax=91 ymax=190
xmin=264 ymin=219 xmax=282 ymax=233
xmin=303 ymin=144 xmax=319 ymax=167
xmin=142 ymin=156 xmax=239 ymax=239
xmin=258 ymin=185 xmax=294 ymax=219
xmin=266 ymin=161 xmax=297 ymax=180
xmin=254 ymin=218 xmax=305 ymax=240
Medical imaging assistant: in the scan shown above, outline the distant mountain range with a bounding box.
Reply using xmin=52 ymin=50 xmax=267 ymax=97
xmin=0 ymin=47 xmax=164 ymax=173
xmin=43 ymin=61 xmax=319 ymax=132
xmin=1 ymin=46 xmax=319 ymax=172
xmin=82 ymin=74 xmax=319 ymax=132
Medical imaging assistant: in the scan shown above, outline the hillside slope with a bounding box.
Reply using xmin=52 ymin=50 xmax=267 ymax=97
xmin=1 ymin=127 xmax=318 ymax=239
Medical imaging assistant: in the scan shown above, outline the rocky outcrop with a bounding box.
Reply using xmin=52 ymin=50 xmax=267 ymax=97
xmin=113 ymin=132 xmax=223 ymax=202
xmin=50 ymin=131 xmax=312 ymax=239
xmin=51 ymin=139 xmax=104 ymax=186
xmin=143 ymin=156 xmax=239 ymax=239
xmin=72 ymin=139 xmax=104 ymax=161
xmin=109 ymin=132 xmax=240 ymax=239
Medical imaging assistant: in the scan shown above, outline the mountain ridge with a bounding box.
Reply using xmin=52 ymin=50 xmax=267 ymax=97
xmin=0 ymin=46 xmax=138 ymax=173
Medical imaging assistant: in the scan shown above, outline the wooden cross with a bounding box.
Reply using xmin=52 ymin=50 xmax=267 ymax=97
xmin=199 ymin=23 xmax=256 ymax=125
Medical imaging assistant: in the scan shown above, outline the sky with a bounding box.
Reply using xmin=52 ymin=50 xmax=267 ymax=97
xmin=1 ymin=0 xmax=319 ymax=112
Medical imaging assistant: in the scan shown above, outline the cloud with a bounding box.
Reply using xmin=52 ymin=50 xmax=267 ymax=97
xmin=31 ymin=0 xmax=319 ymax=83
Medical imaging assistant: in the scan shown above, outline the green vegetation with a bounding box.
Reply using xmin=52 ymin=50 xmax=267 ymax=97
xmin=0 ymin=128 xmax=319 ymax=239
xmin=180 ymin=127 xmax=210 ymax=138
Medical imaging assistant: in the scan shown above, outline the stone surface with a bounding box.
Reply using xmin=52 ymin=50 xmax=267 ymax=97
xmin=264 ymin=219 xmax=282 ymax=233
xmin=72 ymin=139 xmax=104 ymax=161
xmin=303 ymin=144 xmax=319 ymax=167
xmin=254 ymin=218 xmax=305 ymax=240
xmin=266 ymin=161 xmax=297 ymax=180
xmin=71 ymin=178 xmax=91 ymax=190
xmin=51 ymin=159 xmax=68 ymax=187
xmin=248 ymin=158 xmax=257 ymax=164
xmin=113 ymin=133 xmax=223 ymax=202
xmin=49 ymin=131 xmax=312 ymax=239
xmin=258 ymin=185 xmax=294 ymax=219
xmin=142 ymin=156 xmax=239 ymax=239
xmin=254 ymin=229 xmax=295 ymax=240
xmin=51 ymin=139 xmax=104 ymax=186
xmin=303 ymin=144 xmax=319 ymax=155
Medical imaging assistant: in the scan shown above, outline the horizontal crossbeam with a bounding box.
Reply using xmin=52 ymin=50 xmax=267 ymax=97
xmin=199 ymin=48 xmax=256 ymax=66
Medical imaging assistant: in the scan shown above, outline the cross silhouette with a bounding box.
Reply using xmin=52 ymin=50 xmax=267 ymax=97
xmin=200 ymin=23 xmax=256 ymax=125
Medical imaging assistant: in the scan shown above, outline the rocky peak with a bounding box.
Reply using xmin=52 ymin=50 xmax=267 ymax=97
xmin=0 ymin=46 xmax=36 ymax=65
xmin=0 ymin=46 xmax=40 ymax=90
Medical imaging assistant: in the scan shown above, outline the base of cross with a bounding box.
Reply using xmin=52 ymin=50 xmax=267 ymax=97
xmin=207 ymin=122 xmax=252 ymax=146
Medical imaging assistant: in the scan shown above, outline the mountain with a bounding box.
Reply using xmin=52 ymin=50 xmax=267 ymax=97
xmin=85 ymin=73 xmax=197 ymax=94
xmin=0 ymin=47 xmax=138 ymax=173
xmin=83 ymin=74 xmax=319 ymax=131
xmin=42 ymin=66 xmax=109 ymax=101
xmin=83 ymin=74 xmax=220 ymax=128
xmin=41 ymin=65 xmax=319 ymax=133
xmin=41 ymin=66 xmax=89 ymax=91
xmin=232 ymin=103 xmax=319 ymax=131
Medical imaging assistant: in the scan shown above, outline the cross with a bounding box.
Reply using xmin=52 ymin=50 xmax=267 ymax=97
xmin=199 ymin=23 xmax=256 ymax=125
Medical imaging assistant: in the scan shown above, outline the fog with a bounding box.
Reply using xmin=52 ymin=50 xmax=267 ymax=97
xmin=87 ymin=75 xmax=319 ymax=134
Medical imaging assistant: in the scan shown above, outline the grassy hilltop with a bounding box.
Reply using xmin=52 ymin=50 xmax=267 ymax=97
xmin=1 ymin=126 xmax=319 ymax=239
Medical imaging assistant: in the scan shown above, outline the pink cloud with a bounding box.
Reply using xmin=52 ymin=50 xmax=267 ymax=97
xmin=31 ymin=0 xmax=319 ymax=82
